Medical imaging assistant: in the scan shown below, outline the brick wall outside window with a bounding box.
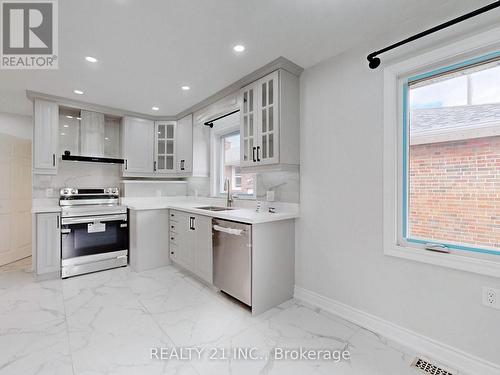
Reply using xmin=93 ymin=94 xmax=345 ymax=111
xmin=408 ymin=136 xmax=500 ymax=249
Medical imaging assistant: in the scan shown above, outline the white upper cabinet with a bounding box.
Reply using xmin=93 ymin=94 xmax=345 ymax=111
xmin=258 ymin=71 xmax=279 ymax=165
xmin=122 ymin=116 xmax=194 ymax=178
xmin=154 ymin=121 xmax=176 ymax=175
xmin=122 ymin=116 xmax=155 ymax=176
xmin=33 ymin=99 xmax=59 ymax=174
xmin=176 ymin=114 xmax=193 ymax=175
xmin=240 ymin=69 xmax=299 ymax=168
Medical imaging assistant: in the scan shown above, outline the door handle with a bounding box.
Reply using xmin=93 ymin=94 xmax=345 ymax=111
xmin=125 ymin=160 xmax=128 ymax=170
xmin=154 ymin=161 xmax=157 ymax=172
xmin=189 ymin=217 xmax=195 ymax=230
xmin=256 ymin=146 xmax=261 ymax=162
xmin=180 ymin=159 xmax=185 ymax=171
xmin=252 ymin=147 xmax=256 ymax=162
xmin=52 ymin=154 xmax=56 ymax=166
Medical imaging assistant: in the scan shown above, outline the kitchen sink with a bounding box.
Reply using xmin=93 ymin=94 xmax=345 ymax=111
xmin=196 ymin=206 xmax=234 ymax=211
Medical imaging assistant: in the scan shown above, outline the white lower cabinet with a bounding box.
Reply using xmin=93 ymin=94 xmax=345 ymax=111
xmin=129 ymin=209 xmax=170 ymax=272
xmin=34 ymin=213 xmax=61 ymax=276
xmin=169 ymin=210 xmax=212 ymax=284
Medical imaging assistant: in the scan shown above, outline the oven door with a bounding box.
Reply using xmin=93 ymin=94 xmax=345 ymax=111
xmin=61 ymin=214 xmax=129 ymax=260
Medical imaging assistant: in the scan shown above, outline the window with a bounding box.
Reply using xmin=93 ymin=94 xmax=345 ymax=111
xmin=403 ymin=56 xmax=500 ymax=257
xmin=219 ymin=132 xmax=255 ymax=197
xmin=383 ymin=33 xmax=500 ymax=277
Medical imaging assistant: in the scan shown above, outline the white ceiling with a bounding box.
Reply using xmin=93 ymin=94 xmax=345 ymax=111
xmin=0 ymin=0 xmax=497 ymax=116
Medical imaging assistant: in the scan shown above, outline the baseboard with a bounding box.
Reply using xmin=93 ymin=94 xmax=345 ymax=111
xmin=294 ymin=286 xmax=500 ymax=375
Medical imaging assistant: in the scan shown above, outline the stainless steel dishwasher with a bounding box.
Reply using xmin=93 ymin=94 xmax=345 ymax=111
xmin=212 ymin=218 xmax=252 ymax=306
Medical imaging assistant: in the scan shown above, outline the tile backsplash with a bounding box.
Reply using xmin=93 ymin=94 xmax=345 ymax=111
xmin=186 ymin=169 xmax=300 ymax=203
xmin=33 ymin=160 xmax=121 ymax=198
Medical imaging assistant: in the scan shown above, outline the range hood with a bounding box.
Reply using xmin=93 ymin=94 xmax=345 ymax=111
xmin=61 ymin=153 xmax=124 ymax=164
xmin=60 ymin=109 xmax=124 ymax=165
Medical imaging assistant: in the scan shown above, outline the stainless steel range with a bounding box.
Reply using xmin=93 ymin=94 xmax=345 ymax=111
xmin=60 ymin=187 xmax=128 ymax=278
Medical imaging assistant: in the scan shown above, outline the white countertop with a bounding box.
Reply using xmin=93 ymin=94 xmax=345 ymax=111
xmin=32 ymin=199 xmax=61 ymax=213
xmin=123 ymin=197 xmax=299 ymax=224
xmin=32 ymin=196 xmax=299 ymax=224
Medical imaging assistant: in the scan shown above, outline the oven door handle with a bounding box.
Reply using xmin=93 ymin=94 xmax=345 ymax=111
xmin=61 ymin=214 xmax=127 ymax=225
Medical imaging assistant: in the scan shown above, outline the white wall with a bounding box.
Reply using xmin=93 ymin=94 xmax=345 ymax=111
xmin=0 ymin=112 xmax=32 ymax=140
xmin=297 ymin=39 xmax=500 ymax=365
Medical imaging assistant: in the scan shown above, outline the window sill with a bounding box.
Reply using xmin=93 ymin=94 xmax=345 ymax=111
xmin=384 ymin=244 xmax=500 ymax=278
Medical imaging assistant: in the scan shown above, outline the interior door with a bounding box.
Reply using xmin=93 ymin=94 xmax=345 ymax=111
xmin=155 ymin=122 xmax=176 ymax=174
xmin=257 ymin=70 xmax=279 ymax=165
xmin=0 ymin=134 xmax=32 ymax=266
xmin=240 ymin=83 xmax=257 ymax=167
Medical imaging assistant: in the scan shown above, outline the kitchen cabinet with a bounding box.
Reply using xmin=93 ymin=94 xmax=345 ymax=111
xmin=129 ymin=208 xmax=170 ymax=272
xmin=176 ymin=114 xmax=193 ymax=175
xmin=240 ymin=69 xmax=299 ymax=168
xmin=169 ymin=210 xmax=212 ymax=284
xmin=154 ymin=121 xmax=176 ymax=174
xmin=122 ymin=116 xmax=155 ymax=176
xmin=121 ymin=117 xmax=193 ymax=177
xmin=34 ymin=213 xmax=61 ymax=276
xmin=33 ymin=99 xmax=59 ymax=174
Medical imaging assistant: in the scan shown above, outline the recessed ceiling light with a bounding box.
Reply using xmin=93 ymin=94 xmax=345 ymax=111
xmin=105 ymin=137 xmax=109 ymax=140
xmin=76 ymin=117 xmax=81 ymax=120
xmin=181 ymin=86 xmax=190 ymax=91
xmin=60 ymin=132 xmax=66 ymax=136
xmin=74 ymin=89 xmax=84 ymax=95
xmin=233 ymin=44 xmax=245 ymax=52
xmin=152 ymin=106 xmax=159 ymax=111
xmin=63 ymin=124 xmax=69 ymax=128
xmin=85 ymin=56 xmax=98 ymax=63
xmin=66 ymin=115 xmax=73 ymax=119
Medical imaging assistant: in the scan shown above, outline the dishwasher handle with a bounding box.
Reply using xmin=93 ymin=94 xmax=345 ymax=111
xmin=213 ymin=224 xmax=245 ymax=236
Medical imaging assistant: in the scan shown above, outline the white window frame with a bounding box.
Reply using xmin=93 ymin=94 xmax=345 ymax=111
xmin=210 ymin=122 xmax=256 ymax=200
xmin=383 ymin=26 xmax=500 ymax=278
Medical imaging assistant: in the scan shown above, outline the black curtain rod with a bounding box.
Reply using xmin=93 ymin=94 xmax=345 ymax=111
xmin=204 ymin=109 xmax=240 ymax=128
xmin=367 ymin=1 xmax=500 ymax=69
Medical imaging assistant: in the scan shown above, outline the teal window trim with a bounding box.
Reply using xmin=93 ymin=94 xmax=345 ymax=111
xmin=402 ymin=51 xmax=500 ymax=256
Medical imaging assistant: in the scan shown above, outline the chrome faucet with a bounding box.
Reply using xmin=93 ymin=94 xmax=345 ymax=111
xmin=224 ymin=178 xmax=234 ymax=207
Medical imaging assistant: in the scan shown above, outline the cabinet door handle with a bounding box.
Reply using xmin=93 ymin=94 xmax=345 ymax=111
xmin=56 ymin=216 xmax=60 ymax=229
xmin=256 ymin=146 xmax=261 ymax=162
xmin=154 ymin=161 xmax=157 ymax=172
xmin=190 ymin=217 xmax=195 ymax=230
xmin=52 ymin=154 xmax=56 ymax=166
xmin=125 ymin=160 xmax=128 ymax=170
xmin=252 ymin=147 xmax=256 ymax=162
xmin=180 ymin=159 xmax=185 ymax=171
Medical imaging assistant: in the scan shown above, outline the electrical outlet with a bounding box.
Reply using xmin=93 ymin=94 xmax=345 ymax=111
xmin=266 ymin=190 xmax=275 ymax=202
xmin=482 ymin=287 xmax=500 ymax=310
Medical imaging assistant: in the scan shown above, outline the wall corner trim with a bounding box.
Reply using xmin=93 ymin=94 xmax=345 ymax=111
xmin=294 ymin=286 xmax=500 ymax=375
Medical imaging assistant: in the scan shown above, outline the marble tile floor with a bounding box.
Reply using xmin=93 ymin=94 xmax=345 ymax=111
xmin=0 ymin=260 xmax=437 ymax=375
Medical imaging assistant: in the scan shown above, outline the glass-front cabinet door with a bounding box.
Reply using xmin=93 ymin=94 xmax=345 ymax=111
xmin=240 ymin=84 xmax=256 ymax=167
xmin=258 ymin=70 xmax=279 ymax=164
xmin=154 ymin=121 xmax=176 ymax=174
